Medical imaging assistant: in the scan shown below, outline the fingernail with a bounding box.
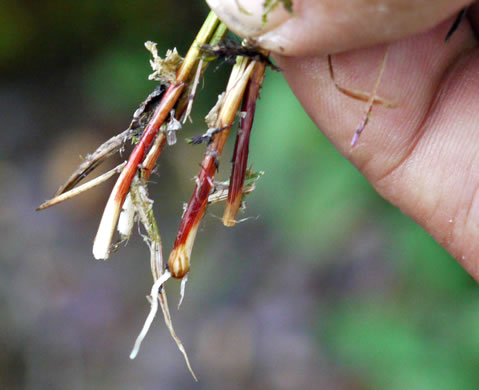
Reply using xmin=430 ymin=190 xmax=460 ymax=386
xmin=206 ymin=0 xmax=293 ymax=38
xmin=256 ymin=29 xmax=292 ymax=53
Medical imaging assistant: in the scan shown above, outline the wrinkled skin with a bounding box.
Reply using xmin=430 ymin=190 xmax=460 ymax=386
xmin=207 ymin=0 xmax=479 ymax=281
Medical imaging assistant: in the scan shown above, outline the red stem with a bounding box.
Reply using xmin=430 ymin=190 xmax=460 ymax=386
xmin=172 ymin=129 xmax=230 ymax=248
xmin=223 ymin=63 xmax=265 ymax=225
xmin=113 ymin=83 xmax=184 ymax=203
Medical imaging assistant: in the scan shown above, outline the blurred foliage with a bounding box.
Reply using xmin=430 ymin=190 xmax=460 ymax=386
xmin=252 ymin=70 xmax=378 ymax=252
xmin=1 ymin=1 xmax=478 ymax=389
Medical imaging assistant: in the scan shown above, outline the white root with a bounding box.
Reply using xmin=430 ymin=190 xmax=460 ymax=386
xmin=178 ymin=274 xmax=188 ymax=310
xmin=158 ymin=287 xmax=197 ymax=381
xmin=129 ymin=271 xmax=172 ymax=359
xmin=128 ymin=176 xmax=197 ymax=380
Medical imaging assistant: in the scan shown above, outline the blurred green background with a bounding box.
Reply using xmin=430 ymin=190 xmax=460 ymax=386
xmin=1 ymin=1 xmax=478 ymax=389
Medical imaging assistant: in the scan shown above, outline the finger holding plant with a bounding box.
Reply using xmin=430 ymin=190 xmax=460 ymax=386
xmin=38 ymin=0 xmax=478 ymax=379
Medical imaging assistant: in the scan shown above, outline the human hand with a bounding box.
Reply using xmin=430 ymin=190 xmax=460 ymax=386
xmin=207 ymin=0 xmax=479 ymax=280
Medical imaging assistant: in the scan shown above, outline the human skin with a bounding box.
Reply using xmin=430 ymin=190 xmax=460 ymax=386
xmin=207 ymin=0 xmax=479 ymax=281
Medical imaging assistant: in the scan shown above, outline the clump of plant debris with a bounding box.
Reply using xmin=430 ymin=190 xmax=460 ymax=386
xmin=37 ymin=0 xmax=406 ymax=380
xmin=38 ymin=11 xmax=268 ymax=379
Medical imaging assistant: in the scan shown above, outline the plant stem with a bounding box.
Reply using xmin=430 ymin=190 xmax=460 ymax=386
xmin=168 ymin=57 xmax=255 ymax=279
xmin=93 ymin=11 xmax=227 ymax=260
xmin=223 ymin=60 xmax=266 ymax=226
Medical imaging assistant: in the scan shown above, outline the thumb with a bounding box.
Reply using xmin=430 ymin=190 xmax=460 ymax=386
xmin=207 ymin=0 xmax=473 ymax=55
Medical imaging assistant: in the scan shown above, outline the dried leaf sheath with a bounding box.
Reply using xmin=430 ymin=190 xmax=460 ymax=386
xmin=54 ymin=129 xmax=130 ymax=196
xmin=37 ymin=162 xmax=127 ymax=211
xmin=168 ymin=58 xmax=256 ymax=279
xmin=223 ymin=61 xmax=266 ymax=226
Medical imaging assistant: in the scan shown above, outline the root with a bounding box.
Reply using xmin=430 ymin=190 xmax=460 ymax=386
xmin=159 ymin=287 xmax=198 ymax=381
xmin=129 ymin=271 xmax=172 ymax=360
xmin=178 ymin=274 xmax=188 ymax=309
xmin=129 ymin=176 xmax=197 ymax=380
